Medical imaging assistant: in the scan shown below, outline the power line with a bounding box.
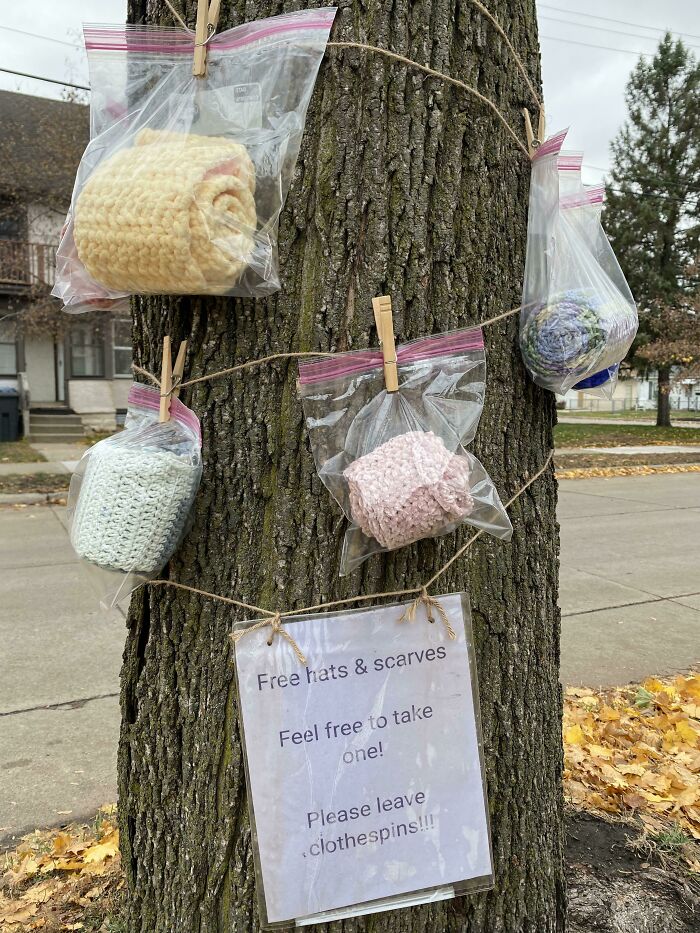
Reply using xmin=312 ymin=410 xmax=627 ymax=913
xmin=539 ymin=15 xmax=700 ymax=52
xmin=538 ymin=3 xmax=700 ymax=43
xmin=585 ymin=164 xmax=700 ymax=196
xmin=539 ymin=33 xmax=652 ymax=57
xmin=0 ymin=24 xmax=82 ymax=49
xmin=0 ymin=67 xmax=88 ymax=91
xmin=606 ymin=186 xmax=698 ymax=206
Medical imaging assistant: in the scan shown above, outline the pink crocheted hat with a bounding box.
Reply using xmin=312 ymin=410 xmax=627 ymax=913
xmin=344 ymin=431 xmax=474 ymax=550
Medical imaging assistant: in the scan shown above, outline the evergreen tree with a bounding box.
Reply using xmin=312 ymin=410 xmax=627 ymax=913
xmin=604 ymin=34 xmax=700 ymax=426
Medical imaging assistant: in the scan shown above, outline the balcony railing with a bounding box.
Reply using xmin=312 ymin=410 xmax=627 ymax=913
xmin=0 ymin=238 xmax=56 ymax=290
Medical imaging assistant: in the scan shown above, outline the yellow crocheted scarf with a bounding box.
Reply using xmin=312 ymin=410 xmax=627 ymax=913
xmin=74 ymin=129 xmax=257 ymax=295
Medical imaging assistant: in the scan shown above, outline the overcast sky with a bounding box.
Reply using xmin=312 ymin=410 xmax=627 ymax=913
xmin=0 ymin=1 xmax=698 ymax=186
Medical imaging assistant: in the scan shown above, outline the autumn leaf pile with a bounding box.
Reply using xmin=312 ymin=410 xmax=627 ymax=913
xmin=558 ymin=464 xmax=700 ymax=480
xmin=0 ymin=807 xmax=122 ymax=930
xmin=564 ymin=673 xmax=700 ymax=869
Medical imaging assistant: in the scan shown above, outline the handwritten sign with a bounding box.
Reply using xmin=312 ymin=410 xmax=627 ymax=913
xmin=234 ymin=593 xmax=492 ymax=926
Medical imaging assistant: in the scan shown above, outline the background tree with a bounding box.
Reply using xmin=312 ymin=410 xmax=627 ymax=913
xmin=636 ymin=276 xmax=700 ymax=392
xmin=121 ymin=1 xmax=564 ymax=931
xmin=603 ymin=34 xmax=700 ymax=427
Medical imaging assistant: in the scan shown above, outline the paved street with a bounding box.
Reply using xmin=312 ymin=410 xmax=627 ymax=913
xmin=1 ymin=505 xmax=124 ymax=846
xmin=559 ymin=472 xmax=699 ymax=686
xmin=1 ymin=471 xmax=698 ymax=843
xmin=558 ymin=473 xmax=700 ymax=686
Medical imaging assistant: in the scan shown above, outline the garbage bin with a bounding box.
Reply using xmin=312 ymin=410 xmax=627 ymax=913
xmin=0 ymin=386 xmax=20 ymax=442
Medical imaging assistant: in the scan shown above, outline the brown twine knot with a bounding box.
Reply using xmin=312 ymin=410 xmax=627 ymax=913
xmin=398 ymin=587 xmax=457 ymax=640
xmin=230 ymin=612 xmax=307 ymax=666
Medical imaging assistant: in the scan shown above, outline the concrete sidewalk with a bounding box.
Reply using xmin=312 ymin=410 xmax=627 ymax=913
xmin=559 ymin=416 xmax=700 ymax=427
xmin=1 ymin=472 xmax=698 ymax=843
xmin=0 ymin=442 xmax=85 ymax=478
xmin=0 ymin=462 xmax=71 ymax=477
xmin=559 ymin=472 xmax=700 ymax=686
xmin=30 ymin=443 xmax=87 ymax=463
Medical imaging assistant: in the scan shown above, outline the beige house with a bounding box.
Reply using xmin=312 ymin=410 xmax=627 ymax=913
xmin=0 ymin=90 xmax=132 ymax=440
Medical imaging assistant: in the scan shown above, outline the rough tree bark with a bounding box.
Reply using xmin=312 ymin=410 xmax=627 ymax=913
xmin=120 ymin=1 xmax=564 ymax=931
xmin=656 ymin=365 xmax=672 ymax=427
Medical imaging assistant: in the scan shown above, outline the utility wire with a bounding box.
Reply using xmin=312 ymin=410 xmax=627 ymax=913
xmin=540 ymin=34 xmax=652 ymax=57
xmin=0 ymin=24 xmax=82 ymax=49
xmin=538 ymin=4 xmax=700 ymax=44
xmin=585 ymin=163 xmax=700 ymax=197
xmin=539 ymin=14 xmax=700 ymax=52
xmin=0 ymin=67 xmax=89 ymax=91
xmin=606 ymin=186 xmax=698 ymax=206
xmin=579 ymin=166 xmax=698 ymax=204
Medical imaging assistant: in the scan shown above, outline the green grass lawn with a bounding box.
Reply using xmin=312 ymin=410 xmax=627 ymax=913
xmin=560 ymin=409 xmax=700 ymax=421
xmin=554 ymin=422 xmax=700 ymax=448
xmin=0 ymin=439 xmax=46 ymax=462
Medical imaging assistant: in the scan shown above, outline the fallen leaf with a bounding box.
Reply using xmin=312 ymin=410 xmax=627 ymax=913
xmin=565 ymin=724 xmax=585 ymax=746
xmin=674 ymin=720 xmax=698 ymax=747
xmin=82 ymin=830 xmax=119 ymax=866
xmin=52 ymin=832 xmax=72 ymax=856
xmin=0 ymin=902 xmax=37 ymax=924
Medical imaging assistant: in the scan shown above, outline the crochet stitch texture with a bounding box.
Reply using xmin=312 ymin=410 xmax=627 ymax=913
xmin=520 ymin=288 xmax=636 ymax=384
xmin=71 ymin=443 xmax=200 ymax=573
xmin=74 ymin=129 xmax=257 ymax=294
xmin=344 ymin=431 xmax=474 ymax=550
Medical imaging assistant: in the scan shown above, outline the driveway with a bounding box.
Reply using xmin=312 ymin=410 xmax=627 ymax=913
xmin=1 ymin=471 xmax=698 ymax=842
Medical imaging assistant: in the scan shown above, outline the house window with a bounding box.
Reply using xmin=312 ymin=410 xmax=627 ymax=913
xmin=113 ymin=319 xmax=132 ymax=377
xmin=0 ymin=322 xmax=17 ymax=375
xmin=0 ymin=200 xmax=24 ymax=240
xmin=70 ymin=322 xmax=104 ymax=377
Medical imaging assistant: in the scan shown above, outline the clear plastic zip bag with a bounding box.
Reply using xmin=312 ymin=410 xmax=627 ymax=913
xmin=520 ymin=130 xmax=638 ymax=394
xmin=563 ymin=186 xmax=627 ymax=395
xmin=52 ymin=8 xmax=336 ymax=312
xmin=557 ymin=150 xmax=623 ymax=395
xmin=298 ymin=327 xmax=512 ymax=576
xmin=557 ymin=150 xmax=583 ymax=195
xmin=68 ymin=383 xmax=202 ymax=607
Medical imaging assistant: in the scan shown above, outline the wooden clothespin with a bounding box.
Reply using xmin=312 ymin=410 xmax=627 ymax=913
xmin=171 ymin=340 xmax=188 ymax=400
xmin=372 ymin=296 xmax=399 ymax=393
xmin=192 ymin=0 xmax=222 ymax=78
xmin=159 ymin=336 xmax=173 ymax=423
xmin=523 ymin=107 xmax=546 ymax=159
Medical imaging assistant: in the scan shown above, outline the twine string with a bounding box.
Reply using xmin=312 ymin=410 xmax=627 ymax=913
xmin=398 ymin=587 xmax=457 ymax=640
xmin=163 ymin=0 xmax=189 ymax=31
xmin=132 ymin=305 xmax=521 ymax=398
xmin=230 ymin=612 xmax=307 ymax=665
xmin=147 ymin=451 xmax=554 ymax=662
xmin=149 ymin=578 xmax=278 ymax=617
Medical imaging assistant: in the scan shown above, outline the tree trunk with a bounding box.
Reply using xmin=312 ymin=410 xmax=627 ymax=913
xmin=120 ymin=1 xmax=564 ymax=931
xmin=656 ymin=365 xmax=672 ymax=427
